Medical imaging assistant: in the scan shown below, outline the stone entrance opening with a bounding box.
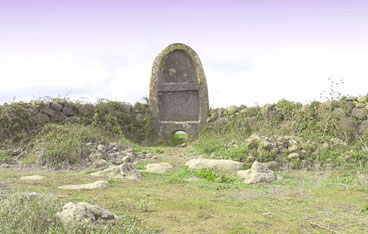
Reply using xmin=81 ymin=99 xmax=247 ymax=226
xmin=172 ymin=131 xmax=187 ymax=146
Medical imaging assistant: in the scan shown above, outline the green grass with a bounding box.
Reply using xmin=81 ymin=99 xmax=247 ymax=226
xmin=0 ymin=192 xmax=157 ymax=234
xmin=172 ymin=132 xmax=187 ymax=146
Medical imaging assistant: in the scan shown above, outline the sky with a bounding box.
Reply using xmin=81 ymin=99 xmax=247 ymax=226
xmin=1 ymin=0 xmax=368 ymax=107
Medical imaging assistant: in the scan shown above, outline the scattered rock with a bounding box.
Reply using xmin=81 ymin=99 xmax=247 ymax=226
xmin=56 ymin=202 xmax=120 ymax=227
xmin=20 ymin=175 xmax=45 ymax=181
xmin=142 ymin=162 xmax=173 ymax=174
xmin=90 ymin=159 xmax=108 ymax=169
xmin=287 ymin=152 xmax=300 ymax=160
xmin=352 ymin=107 xmax=367 ymax=119
xmin=237 ymin=161 xmax=283 ymax=185
xmin=185 ymin=159 xmax=243 ymax=172
xmin=359 ymin=120 xmax=368 ymax=134
xmin=215 ymin=177 xmax=223 ymax=183
xmin=184 ymin=176 xmax=204 ymax=182
xmin=1 ymin=163 xmax=10 ymax=168
xmin=330 ymin=138 xmax=347 ymax=146
xmin=58 ymin=180 xmax=110 ymax=190
xmin=90 ymin=163 xmax=143 ymax=179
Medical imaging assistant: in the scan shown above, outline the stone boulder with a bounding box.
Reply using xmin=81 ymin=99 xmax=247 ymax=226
xmin=237 ymin=161 xmax=283 ymax=185
xmin=185 ymin=159 xmax=243 ymax=172
xmin=142 ymin=162 xmax=173 ymax=174
xmin=58 ymin=180 xmax=110 ymax=190
xmin=90 ymin=163 xmax=142 ymax=179
xmin=56 ymin=202 xmax=120 ymax=226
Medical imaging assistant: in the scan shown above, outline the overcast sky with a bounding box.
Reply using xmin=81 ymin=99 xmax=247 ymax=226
xmin=1 ymin=0 xmax=368 ymax=107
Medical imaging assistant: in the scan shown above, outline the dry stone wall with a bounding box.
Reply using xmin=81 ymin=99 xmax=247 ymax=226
xmin=0 ymin=100 xmax=151 ymax=143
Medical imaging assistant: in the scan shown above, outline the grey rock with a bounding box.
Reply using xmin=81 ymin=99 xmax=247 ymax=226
xmin=142 ymin=162 xmax=173 ymax=174
xmin=79 ymin=104 xmax=95 ymax=116
xmin=41 ymin=106 xmax=56 ymax=117
xmin=352 ymin=108 xmax=367 ymax=119
xmin=90 ymin=163 xmax=143 ymax=180
xmin=288 ymin=152 xmax=300 ymax=160
xmin=185 ymin=158 xmax=243 ymax=172
xmin=50 ymin=102 xmax=64 ymax=112
xmin=359 ymin=120 xmax=368 ymax=134
xmin=237 ymin=161 xmax=282 ymax=184
xmin=36 ymin=113 xmax=50 ymax=123
xmin=56 ymin=202 xmax=120 ymax=226
xmin=20 ymin=175 xmax=45 ymax=180
xmin=97 ymin=144 xmax=106 ymax=152
xmin=91 ymin=159 xmax=108 ymax=169
xmin=355 ymin=103 xmax=366 ymax=108
xmin=1 ymin=163 xmax=10 ymax=168
xmin=58 ymin=180 xmax=110 ymax=190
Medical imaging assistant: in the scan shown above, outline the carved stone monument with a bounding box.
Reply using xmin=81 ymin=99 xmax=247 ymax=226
xmin=149 ymin=43 xmax=209 ymax=140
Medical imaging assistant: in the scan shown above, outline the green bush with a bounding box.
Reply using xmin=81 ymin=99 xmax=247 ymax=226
xmin=30 ymin=123 xmax=106 ymax=167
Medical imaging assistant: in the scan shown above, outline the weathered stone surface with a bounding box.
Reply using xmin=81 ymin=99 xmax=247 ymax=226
xmin=352 ymin=108 xmax=367 ymax=119
xmin=185 ymin=159 xmax=243 ymax=172
xmin=142 ymin=162 xmax=173 ymax=174
xmin=90 ymin=159 xmax=108 ymax=169
xmin=359 ymin=120 xmax=368 ymax=134
xmin=56 ymin=202 xmax=120 ymax=226
xmin=149 ymin=43 xmax=209 ymax=140
xmin=58 ymin=180 xmax=110 ymax=190
xmin=237 ymin=161 xmax=283 ymax=184
xmin=245 ymin=116 xmax=258 ymax=130
xmin=50 ymin=102 xmax=64 ymax=112
xmin=356 ymin=103 xmax=366 ymax=108
xmin=63 ymin=104 xmax=78 ymax=116
xmin=79 ymin=104 xmax=95 ymax=116
xmin=20 ymin=175 xmax=45 ymax=181
xmin=41 ymin=106 xmax=56 ymax=117
xmin=90 ymin=163 xmax=142 ymax=179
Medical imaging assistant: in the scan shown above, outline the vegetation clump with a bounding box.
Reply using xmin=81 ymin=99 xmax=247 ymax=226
xmin=0 ymin=192 xmax=156 ymax=234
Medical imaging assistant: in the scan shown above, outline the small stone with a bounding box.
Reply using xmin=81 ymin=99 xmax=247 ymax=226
xmin=352 ymin=107 xmax=367 ymax=119
xmin=246 ymin=155 xmax=256 ymax=163
xmin=20 ymin=175 xmax=45 ymax=181
xmin=91 ymin=159 xmax=108 ymax=169
xmin=288 ymin=144 xmax=299 ymax=153
xmin=359 ymin=120 xmax=368 ymax=134
xmin=355 ymin=103 xmax=366 ymax=108
xmin=142 ymin=162 xmax=173 ymax=174
xmin=1 ymin=163 xmax=10 ymax=168
xmin=50 ymin=102 xmax=64 ymax=112
xmin=185 ymin=159 xmax=243 ymax=172
xmin=90 ymin=163 xmax=143 ymax=180
xmin=58 ymin=180 xmax=110 ymax=190
xmin=288 ymin=152 xmax=300 ymax=160
xmin=238 ymin=161 xmax=283 ymax=184
xmin=97 ymin=144 xmax=106 ymax=152
xmin=215 ymin=177 xmax=223 ymax=183
xmin=56 ymin=202 xmax=120 ymax=226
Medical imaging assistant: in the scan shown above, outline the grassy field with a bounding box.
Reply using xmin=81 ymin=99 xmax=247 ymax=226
xmin=1 ymin=146 xmax=367 ymax=234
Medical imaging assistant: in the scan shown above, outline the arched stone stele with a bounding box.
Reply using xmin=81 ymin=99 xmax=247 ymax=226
xmin=149 ymin=43 xmax=209 ymax=140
